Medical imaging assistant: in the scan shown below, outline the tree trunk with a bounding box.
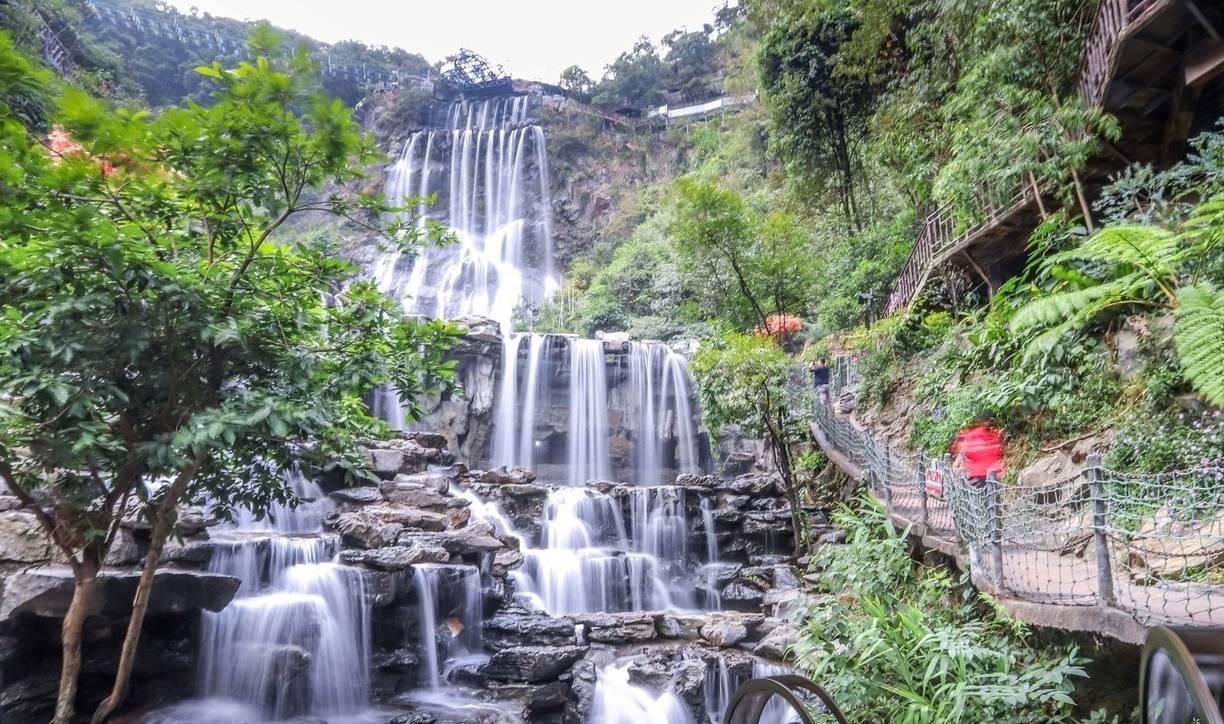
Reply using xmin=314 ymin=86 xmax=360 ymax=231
xmin=1071 ymin=167 xmax=1095 ymax=233
xmin=764 ymin=412 xmax=803 ymax=557
xmin=91 ymin=466 xmax=196 ymax=724
xmin=55 ymin=560 xmax=99 ymax=724
xmin=1028 ymin=172 xmax=1049 ymax=220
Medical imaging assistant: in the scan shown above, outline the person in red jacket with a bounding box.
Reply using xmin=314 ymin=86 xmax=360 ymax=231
xmin=951 ymin=423 xmax=1006 ymax=485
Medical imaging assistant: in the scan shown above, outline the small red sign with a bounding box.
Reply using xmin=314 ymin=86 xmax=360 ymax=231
xmin=925 ymin=468 xmax=944 ymax=498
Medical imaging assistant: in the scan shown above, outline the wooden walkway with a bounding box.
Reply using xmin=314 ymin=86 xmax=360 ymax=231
xmin=886 ymin=0 xmax=1201 ymax=313
xmin=810 ymin=413 xmax=1224 ymax=644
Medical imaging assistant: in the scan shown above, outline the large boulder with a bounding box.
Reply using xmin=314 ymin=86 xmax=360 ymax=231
xmin=0 ymin=567 xmax=239 ymax=621
xmin=398 ymin=529 xmax=502 ymax=556
xmin=326 ymin=510 xmax=403 ymax=549
xmin=363 ymin=505 xmax=450 ymax=532
xmin=572 ymin=611 xmax=657 ymax=644
xmin=484 ymin=607 xmax=577 ymax=650
xmin=330 ymin=486 xmax=386 ymax=505
xmin=754 ymin=624 xmax=797 ymax=659
xmin=483 ymin=680 xmax=571 ymax=714
xmin=491 ymin=547 xmax=524 ymax=576
xmin=454 ymin=315 xmax=502 ymax=343
xmin=0 ymin=511 xmax=58 ymax=565
xmin=379 ymin=481 xmax=451 ymax=511
xmin=701 ymin=620 xmax=748 ymax=648
xmin=369 ymin=447 xmax=408 ymax=478
xmin=339 ymin=542 xmax=450 ymax=571
xmin=481 ymin=645 xmax=588 ymax=683
xmin=657 ymin=613 xmax=707 ymax=640
xmin=480 ymin=466 xmax=536 ymax=486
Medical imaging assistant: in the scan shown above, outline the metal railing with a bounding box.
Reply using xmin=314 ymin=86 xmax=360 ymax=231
xmin=723 ymin=675 xmax=849 ymax=724
xmin=810 ymin=393 xmax=1224 ymax=629
xmin=1140 ymin=627 xmax=1224 ymax=723
xmin=885 ymin=0 xmax=1176 ymax=314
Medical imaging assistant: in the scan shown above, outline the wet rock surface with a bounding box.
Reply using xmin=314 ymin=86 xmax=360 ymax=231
xmin=0 ymin=412 xmax=814 ymax=723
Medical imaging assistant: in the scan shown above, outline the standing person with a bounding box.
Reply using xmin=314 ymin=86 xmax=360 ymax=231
xmin=951 ymin=422 xmax=1006 ymax=485
xmin=810 ymin=357 xmax=831 ymax=404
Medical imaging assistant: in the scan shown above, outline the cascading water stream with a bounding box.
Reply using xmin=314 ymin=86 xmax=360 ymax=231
xmin=373 ymin=97 xmax=557 ymax=332
xmin=411 ymin=563 xmax=485 ymax=689
xmin=172 ymin=471 xmax=373 ymax=722
xmin=567 ymin=339 xmax=612 ymax=485
xmin=362 ymin=95 xmax=783 ymax=724
xmin=699 ymin=497 xmax=723 ymax=610
xmin=591 ymin=663 xmax=694 ymax=724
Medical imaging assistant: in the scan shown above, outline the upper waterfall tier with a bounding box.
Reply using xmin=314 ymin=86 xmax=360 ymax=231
xmin=373 ymin=96 xmax=558 ymax=330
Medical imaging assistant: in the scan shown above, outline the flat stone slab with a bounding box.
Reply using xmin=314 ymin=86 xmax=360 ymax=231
xmin=480 ymin=644 xmax=588 ymax=683
xmin=0 ymin=566 xmax=240 ymax=621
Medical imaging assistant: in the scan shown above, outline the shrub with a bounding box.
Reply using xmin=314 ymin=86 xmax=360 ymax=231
xmin=795 ymin=500 xmax=1091 ymax=724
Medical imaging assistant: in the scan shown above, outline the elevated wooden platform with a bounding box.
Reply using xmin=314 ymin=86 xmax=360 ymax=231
xmin=888 ymin=0 xmax=1224 ymax=313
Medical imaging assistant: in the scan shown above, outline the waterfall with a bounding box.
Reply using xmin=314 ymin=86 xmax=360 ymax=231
xmin=374 ymin=98 xmax=558 ymax=332
xmin=629 ymin=342 xmax=664 ymax=484
xmin=699 ymin=497 xmax=722 ymax=610
xmin=412 ymin=563 xmax=485 ymax=689
xmin=591 ymin=663 xmax=694 ymax=724
xmin=568 ymin=339 xmax=612 ymax=485
xmin=490 ymin=333 xmax=524 ymax=467
xmin=703 ymin=657 xmax=732 ymax=724
xmin=195 ymin=472 xmax=371 ymax=720
xmin=665 ymin=352 xmax=703 ymax=475
xmin=462 ymin=485 xmax=690 ymax=616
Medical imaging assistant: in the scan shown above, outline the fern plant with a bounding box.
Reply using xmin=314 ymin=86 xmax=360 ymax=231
xmin=1011 ymin=224 xmax=1181 ymax=357
xmin=1174 ymin=285 xmax=1224 ymax=407
xmin=1010 ymin=191 xmax=1224 ymax=407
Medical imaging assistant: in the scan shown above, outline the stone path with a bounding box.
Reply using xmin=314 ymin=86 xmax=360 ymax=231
xmin=810 ymin=417 xmax=1224 ymax=643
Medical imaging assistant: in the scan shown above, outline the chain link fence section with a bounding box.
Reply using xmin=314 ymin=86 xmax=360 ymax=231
xmin=802 ymin=362 xmax=1224 ymax=629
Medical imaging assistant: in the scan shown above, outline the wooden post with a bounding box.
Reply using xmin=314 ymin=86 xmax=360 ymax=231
xmin=918 ymin=455 xmax=930 ymax=531
xmin=986 ymin=471 xmax=1004 ymax=588
xmin=881 ymin=442 xmax=893 ymax=508
xmin=1087 ymin=454 xmax=1116 ymax=607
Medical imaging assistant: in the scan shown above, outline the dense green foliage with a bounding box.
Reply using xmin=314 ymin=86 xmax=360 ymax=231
xmin=690 ymin=332 xmax=812 ymax=548
xmin=590 ymin=26 xmax=725 ymax=111
xmin=8 ymin=0 xmax=429 ymax=109
xmin=0 ymin=29 xmax=456 ymax=721
xmin=796 ymin=501 xmax=1095 ymax=723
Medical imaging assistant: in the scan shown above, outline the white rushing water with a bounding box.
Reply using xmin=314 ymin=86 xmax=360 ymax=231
xmin=412 ymin=563 xmax=485 ymax=689
xmin=591 ymin=663 xmax=695 ymax=724
xmin=489 ymin=334 xmax=707 ymax=485
xmin=567 ymin=339 xmax=612 ymax=485
xmin=362 ymin=94 xmax=780 ymax=724
xmin=373 ymin=97 xmax=557 ymax=331
xmin=463 ymin=485 xmax=699 ymax=616
xmin=192 ymin=471 xmax=372 ymax=721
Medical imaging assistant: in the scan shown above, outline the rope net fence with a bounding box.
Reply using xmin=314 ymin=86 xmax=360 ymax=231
xmin=805 ymin=362 xmax=1224 ymax=628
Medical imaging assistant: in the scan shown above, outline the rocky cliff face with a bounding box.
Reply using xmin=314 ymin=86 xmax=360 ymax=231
xmin=0 ymin=497 xmax=238 ymax=722
xmin=349 ymin=90 xmax=683 ymax=277
xmin=410 ymin=316 xmax=715 ymax=483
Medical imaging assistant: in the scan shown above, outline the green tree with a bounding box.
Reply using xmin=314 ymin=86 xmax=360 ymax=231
xmin=661 ymin=26 xmax=718 ymax=97
xmin=591 ymin=36 xmax=664 ymax=110
xmin=756 ymin=4 xmax=874 ymax=228
xmin=0 ymin=31 xmax=458 ymax=723
xmin=558 ymin=64 xmax=594 ymax=96
xmin=690 ymin=332 xmax=808 ymax=553
xmin=670 ymin=178 xmax=819 ymax=332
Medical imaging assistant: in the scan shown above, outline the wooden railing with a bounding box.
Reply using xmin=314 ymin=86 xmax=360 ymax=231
xmin=886 ymin=0 xmax=1173 ymax=314
xmin=886 ymin=184 xmax=1030 ymax=313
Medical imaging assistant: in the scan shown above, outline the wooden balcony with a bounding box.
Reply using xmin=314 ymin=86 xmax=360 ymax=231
xmin=886 ymin=0 xmax=1220 ymax=314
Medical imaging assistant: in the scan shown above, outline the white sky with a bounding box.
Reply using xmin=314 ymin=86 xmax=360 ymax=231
xmin=160 ymin=0 xmax=724 ymax=82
